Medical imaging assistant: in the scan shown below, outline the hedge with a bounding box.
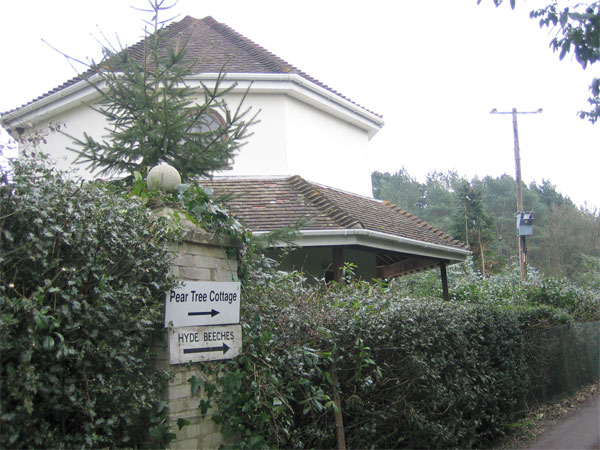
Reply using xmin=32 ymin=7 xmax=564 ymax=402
xmin=0 ymin=157 xmax=176 ymax=448
xmin=198 ymin=267 xmax=584 ymax=449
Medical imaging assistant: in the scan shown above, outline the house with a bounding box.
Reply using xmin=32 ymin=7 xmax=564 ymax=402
xmin=0 ymin=16 xmax=382 ymax=197
xmin=0 ymin=15 xmax=469 ymax=292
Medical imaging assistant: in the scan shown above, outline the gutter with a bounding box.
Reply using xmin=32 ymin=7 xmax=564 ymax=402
xmin=253 ymin=228 xmax=471 ymax=262
xmin=1 ymin=74 xmax=104 ymax=130
xmin=1 ymin=72 xmax=384 ymax=138
xmin=192 ymin=73 xmax=385 ymax=133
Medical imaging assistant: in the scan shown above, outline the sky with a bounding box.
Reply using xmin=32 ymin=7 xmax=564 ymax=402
xmin=1 ymin=0 xmax=598 ymax=209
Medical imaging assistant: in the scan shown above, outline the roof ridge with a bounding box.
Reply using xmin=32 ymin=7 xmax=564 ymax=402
xmin=205 ymin=18 xmax=295 ymax=75
xmin=287 ymin=175 xmax=361 ymax=229
xmin=204 ymin=17 xmax=373 ymax=114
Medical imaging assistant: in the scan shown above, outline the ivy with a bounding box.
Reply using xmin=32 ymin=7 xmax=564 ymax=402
xmin=0 ymin=156 xmax=177 ymax=448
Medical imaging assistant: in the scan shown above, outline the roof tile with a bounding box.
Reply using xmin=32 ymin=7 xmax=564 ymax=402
xmin=200 ymin=175 xmax=469 ymax=252
xmin=2 ymin=16 xmax=378 ymax=118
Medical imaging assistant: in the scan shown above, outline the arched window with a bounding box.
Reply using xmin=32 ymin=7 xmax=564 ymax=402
xmin=185 ymin=109 xmax=233 ymax=170
xmin=194 ymin=110 xmax=225 ymax=134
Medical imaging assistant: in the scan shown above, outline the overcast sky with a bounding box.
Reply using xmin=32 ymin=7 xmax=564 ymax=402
xmin=1 ymin=0 xmax=598 ymax=209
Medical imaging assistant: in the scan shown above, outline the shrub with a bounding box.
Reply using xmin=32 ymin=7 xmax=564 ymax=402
xmin=523 ymin=277 xmax=600 ymax=321
xmin=394 ymin=258 xmax=599 ymax=322
xmin=197 ymin=265 xmax=575 ymax=449
xmin=0 ymin=157 xmax=176 ymax=448
xmin=333 ymin=299 xmax=532 ymax=449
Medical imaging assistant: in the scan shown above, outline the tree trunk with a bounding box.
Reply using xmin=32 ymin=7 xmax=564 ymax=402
xmin=331 ymin=365 xmax=346 ymax=450
xmin=478 ymin=228 xmax=486 ymax=277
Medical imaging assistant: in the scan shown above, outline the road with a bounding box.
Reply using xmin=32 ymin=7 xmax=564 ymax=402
xmin=525 ymin=391 xmax=600 ymax=450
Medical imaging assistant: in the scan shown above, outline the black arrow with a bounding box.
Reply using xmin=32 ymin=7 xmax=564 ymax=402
xmin=183 ymin=343 xmax=230 ymax=354
xmin=187 ymin=309 xmax=220 ymax=317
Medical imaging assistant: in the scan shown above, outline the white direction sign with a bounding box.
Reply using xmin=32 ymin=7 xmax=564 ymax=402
xmin=165 ymin=281 xmax=240 ymax=327
xmin=169 ymin=325 xmax=242 ymax=364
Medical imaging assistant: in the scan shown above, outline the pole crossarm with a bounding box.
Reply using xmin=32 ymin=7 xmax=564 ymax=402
xmin=490 ymin=108 xmax=543 ymax=115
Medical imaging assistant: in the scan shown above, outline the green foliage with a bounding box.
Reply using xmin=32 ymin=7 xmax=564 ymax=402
xmin=191 ymin=257 xmax=598 ymax=449
xmin=372 ymin=168 xmax=600 ymax=279
xmin=371 ymin=169 xmax=460 ymax=233
xmin=576 ymin=255 xmax=600 ymax=290
xmin=68 ymin=0 xmax=258 ymax=182
xmin=372 ymin=168 xmax=425 ymax=212
xmin=452 ymin=179 xmax=495 ymax=275
xmin=393 ymin=258 xmax=599 ymax=322
xmin=128 ymin=169 xmax=244 ymax=237
xmin=195 ymin=272 xmax=382 ymax=448
xmin=130 ymin=175 xmax=259 ymax=283
xmin=0 ymin=156 xmax=176 ymax=448
xmin=422 ymin=170 xmax=461 ymax=232
xmin=531 ymin=1 xmax=600 ymax=123
xmin=482 ymin=0 xmax=600 ymax=123
xmin=350 ymin=301 xmax=530 ymax=449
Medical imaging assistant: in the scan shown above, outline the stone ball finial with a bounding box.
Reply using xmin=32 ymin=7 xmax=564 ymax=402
xmin=146 ymin=163 xmax=182 ymax=192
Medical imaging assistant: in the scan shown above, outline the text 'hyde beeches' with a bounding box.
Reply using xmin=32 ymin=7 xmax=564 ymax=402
xmin=178 ymin=330 xmax=236 ymax=344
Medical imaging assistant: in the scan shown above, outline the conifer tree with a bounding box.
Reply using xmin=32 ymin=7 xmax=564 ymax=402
xmin=452 ymin=180 xmax=494 ymax=276
xmin=69 ymin=0 xmax=258 ymax=182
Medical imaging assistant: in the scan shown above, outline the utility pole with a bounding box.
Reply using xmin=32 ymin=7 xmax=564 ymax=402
xmin=490 ymin=107 xmax=542 ymax=281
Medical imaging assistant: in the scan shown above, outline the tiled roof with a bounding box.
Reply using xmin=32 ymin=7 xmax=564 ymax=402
xmin=199 ymin=175 xmax=469 ymax=252
xmin=2 ymin=16 xmax=378 ymax=118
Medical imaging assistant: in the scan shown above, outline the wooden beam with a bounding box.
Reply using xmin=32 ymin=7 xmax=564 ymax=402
xmin=333 ymin=247 xmax=344 ymax=282
xmin=376 ymin=256 xmax=438 ymax=279
xmin=440 ymin=261 xmax=449 ymax=301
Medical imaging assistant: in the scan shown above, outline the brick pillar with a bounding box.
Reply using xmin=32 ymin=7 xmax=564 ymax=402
xmin=153 ymin=208 xmax=242 ymax=449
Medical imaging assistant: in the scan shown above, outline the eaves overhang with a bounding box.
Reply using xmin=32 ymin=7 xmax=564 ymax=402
xmin=253 ymin=229 xmax=471 ymax=262
xmin=1 ymin=73 xmax=384 ymax=139
xmin=0 ymin=73 xmax=104 ymax=134
xmin=189 ymin=73 xmax=384 ymax=139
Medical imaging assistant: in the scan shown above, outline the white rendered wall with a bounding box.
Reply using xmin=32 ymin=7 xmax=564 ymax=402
xmin=217 ymin=93 xmax=289 ymax=176
xmin=219 ymin=92 xmax=373 ymax=196
xmin=21 ymin=102 xmax=109 ymax=180
xmin=283 ymin=96 xmax=371 ymax=196
xmin=18 ymin=88 xmax=374 ymax=195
